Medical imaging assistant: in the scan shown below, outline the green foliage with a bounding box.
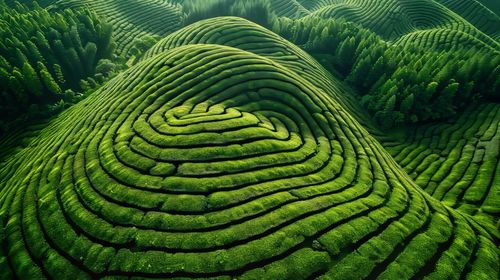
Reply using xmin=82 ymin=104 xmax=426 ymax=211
xmin=52 ymin=0 xmax=183 ymax=57
xmin=38 ymin=61 xmax=62 ymax=95
xmin=182 ymin=0 xmax=275 ymax=28
xmin=381 ymin=102 xmax=500 ymax=234
xmin=0 ymin=1 xmax=115 ymax=127
xmin=0 ymin=14 xmax=498 ymax=280
xmin=128 ymin=35 xmax=160 ymax=64
xmin=21 ymin=62 xmax=42 ymax=97
xmin=273 ymin=16 xmax=500 ymax=127
xmin=2 ymin=0 xmax=57 ymax=8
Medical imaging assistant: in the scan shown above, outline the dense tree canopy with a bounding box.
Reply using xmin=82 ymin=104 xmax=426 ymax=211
xmin=0 ymin=1 xmax=115 ymax=127
xmin=274 ymin=16 xmax=500 ymax=126
xmin=180 ymin=0 xmax=274 ymax=28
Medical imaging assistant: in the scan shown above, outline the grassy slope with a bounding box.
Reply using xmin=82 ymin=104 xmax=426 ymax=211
xmin=285 ymin=0 xmax=499 ymax=226
xmin=0 ymin=1 xmax=499 ymax=278
xmin=435 ymin=0 xmax=500 ymax=41
xmin=44 ymin=0 xmax=500 ymax=55
xmin=0 ymin=0 xmax=497 ymax=227
xmin=0 ymin=18 xmax=498 ymax=279
xmin=270 ymin=0 xmax=311 ymax=18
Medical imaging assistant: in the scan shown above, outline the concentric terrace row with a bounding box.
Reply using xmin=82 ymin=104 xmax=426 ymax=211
xmin=0 ymin=18 xmax=497 ymax=279
xmin=143 ymin=17 xmax=372 ymax=128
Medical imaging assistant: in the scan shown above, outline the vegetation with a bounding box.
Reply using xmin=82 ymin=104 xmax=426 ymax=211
xmin=1 ymin=28 xmax=498 ymax=277
xmin=52 ymin=0 xmax=184 ymax=56
xmin=0 ymin=1 xmax=499 ymax=279
xmin=379 ymin=103 xmax=500 ymax=232
xmin=476 ymin=0 xmax=500 ymax=17
xmin=0 ymin=1 xmax=116 ymax=132
xmin=274 ymin=16 xmax=499 ymax=126
xmin=302 ymin=0 xmax=500 ymax=48
xmin=180 ymin=0 xmax=275 ymax=28
xmin=435 ymin=0 xmax=500 ymax=41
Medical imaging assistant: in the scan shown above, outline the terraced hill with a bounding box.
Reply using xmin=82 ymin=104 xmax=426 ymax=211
xmin=379 ymin=103 xmax=500 ymax=232
xmin=146 ymin=13 xmax=500 ymax=231
xmin=297 ymin=0 xmax=500 ymax=51
xmin=435 ymin=0 xmax=500 ymax=41
xmin=143 ymin=17 xmax=372 ymax=127
xmin=50 ymin=0 xmax=184 ymax=56
xmin=45 ymin=0 xmax=310 ymax=57
xmin=270 ymin=0 xmax=311 ymax=18
xmin=0 ymin=18 xmax=498 ymax=279
xmin=35 ymin=0 xmax=499 ymax=56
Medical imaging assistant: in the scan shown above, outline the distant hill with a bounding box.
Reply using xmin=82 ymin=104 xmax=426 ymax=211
xmin=299 ymin=0 xmax=499 ymax=51
xmin=20 ymin=0 xmax=498 ymax=54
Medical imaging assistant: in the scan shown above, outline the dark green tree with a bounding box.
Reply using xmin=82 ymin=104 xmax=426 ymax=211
xmin=400 ymin=93 xmax=414 ymax=113
xmin=21 ymin=62 xmax=42 ymax=97
xmin=38 ymin=62 xmax=61 ymax=95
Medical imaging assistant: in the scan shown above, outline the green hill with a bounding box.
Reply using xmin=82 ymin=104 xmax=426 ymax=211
xmin=302 ymin=0 xmax=500 ymax=51
xmin=0 ymin=18 xmax=498 ymax=279
xmin=435 ymin=0 xmax=500 ymax=41
xmin=50 ymin=0 xmax=184 ymax=56
xmin=21 ymin=0 xmax=500 ymax=55
xmin=0 ymin=1 xmax=499 ymax=279
xmin=143 ymin=16 xmax=372 ymax=126
xmin=378 ymin=103 xmax=500 ymax=231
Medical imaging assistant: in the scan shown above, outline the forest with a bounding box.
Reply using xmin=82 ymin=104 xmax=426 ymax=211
xmin=0 ymin=0 xmax=498 ymax=279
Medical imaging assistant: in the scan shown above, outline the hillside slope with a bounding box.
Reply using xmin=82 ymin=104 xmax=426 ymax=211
xmin=477 ymin=0 xmax=500 ymax=16
xmin=0 ymin=18 xmax=497 ymax=279
xmin=379 ymin=103 xmax=500 ymax=231
xmin=435 ymin=0 xmax=500 ymax=41
xmin=51 ymin=0 xmax=184 ymax=56
xmin=27 ymin=0 xmax=500 ymax=55
xmin=298 ymin=0 xmax=500 ymax=51
xmin=143 ymin=17 xmax=373 ymax=128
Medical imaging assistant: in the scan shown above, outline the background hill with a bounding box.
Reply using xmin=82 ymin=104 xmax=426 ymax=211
xmin=7 ymin=0 xmax=498 ymax=54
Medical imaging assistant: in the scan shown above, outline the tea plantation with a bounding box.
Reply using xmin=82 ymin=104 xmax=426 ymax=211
xmin=0 ymin=1 xmax=498 ymax=279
